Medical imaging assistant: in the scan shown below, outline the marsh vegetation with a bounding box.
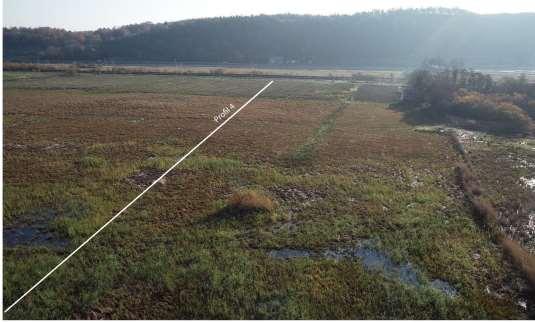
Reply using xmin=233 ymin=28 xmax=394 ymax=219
xmin=2 ymin=71 xmax=534 ymax=319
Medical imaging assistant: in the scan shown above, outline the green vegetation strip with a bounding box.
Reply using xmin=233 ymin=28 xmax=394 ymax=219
xmin=288 ymin=102 xmax=347 ymax=163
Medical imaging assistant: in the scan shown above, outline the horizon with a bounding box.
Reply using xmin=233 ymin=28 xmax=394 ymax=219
xmin=4 ymin=0 xmax=535 ymax=31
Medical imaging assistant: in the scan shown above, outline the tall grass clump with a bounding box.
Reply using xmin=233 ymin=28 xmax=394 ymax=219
xmin=79 ymin=155 xmax=107 ymax=169
xmin=228 ymin=190 xmax=275 ymax=213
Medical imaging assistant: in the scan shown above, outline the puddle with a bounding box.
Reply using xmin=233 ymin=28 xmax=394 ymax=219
xmin=525 ymin=213 xmax=535 ymax=239
xmin=268 ymin=248 xmax=311 ymax=260
xmin=431 ymin=279 xmax=459 ymax=298
xmin=271 ymin=186 xmax=326 ymax=213
xmin=61 ymin=200 xmax=91 ymax=219
xmin=514 ymin=159 xmax=535 ymax=169
xmin=268 ymin=244 xmax=458 ymax=298
xmin=4 ymin=227 xmax=68 ymax=249
xmin=520 ymin=177 xmax=535 ymax=191
xmin=324 ymin=246 xmax=420 ymax=287
xmin=128 ymin=118 xmax=144 ymax=123
xmin=3 ymin=208 xmax=68 ymax=250
xmin=349 ymin=247 xmax=458 ymax=297
xmin=355 ymin=247 xmax=420 ymax=286
xmin=503 ymin=153 xmax=535 ymax=170
xmin=42 ymin=142 xmax=77 ymax=151
xmin=272 ymin=186 xmax=325 ymax=204
xmin=349 ymin=85 xmax=359 ymax=92
xmin=413 ymin=126 xmax=487 ymax=152
xmin=4 ymin=143 xmax=27 ymax=150
xmin=45 ymin=143 xmax=65 ymax=150
xmin=126 ymin=168 xmax=166 ymax=188
xmin=454 ymin=129 xmax=486 ymax=144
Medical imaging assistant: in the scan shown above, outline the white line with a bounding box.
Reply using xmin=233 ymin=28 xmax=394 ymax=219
xmin=4 ymin=80 xmax=274 ymax=314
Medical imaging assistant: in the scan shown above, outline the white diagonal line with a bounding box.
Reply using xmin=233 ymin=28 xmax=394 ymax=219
xmin=4 ymin=80 xmax=274 ymax=314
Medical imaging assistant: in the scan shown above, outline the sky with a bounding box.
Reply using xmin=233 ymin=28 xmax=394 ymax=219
xmin=4 ymin=0 xmax=535 ymax=31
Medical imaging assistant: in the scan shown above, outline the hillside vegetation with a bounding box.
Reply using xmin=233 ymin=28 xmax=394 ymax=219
xmin=4 ymin=8 xmax=535 ymax=68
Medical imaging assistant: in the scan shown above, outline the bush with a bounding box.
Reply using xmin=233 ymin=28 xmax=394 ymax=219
xmin=399 ymin=67 xmax=535 ymax=134
xmin=452 ymin=91 xmax=532 ymax=133
xmin=496 ymin=75 xmax=530 ymax=95
xmin=402 ymin=68 xmax=495 ymax=107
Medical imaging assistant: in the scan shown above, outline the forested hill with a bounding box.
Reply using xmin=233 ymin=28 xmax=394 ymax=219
xmin=4 ymin=8 xmax=535 ymax=68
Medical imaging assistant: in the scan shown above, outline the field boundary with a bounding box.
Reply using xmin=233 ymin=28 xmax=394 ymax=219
xmin=448 ymin=131 xmax=535 ymax=290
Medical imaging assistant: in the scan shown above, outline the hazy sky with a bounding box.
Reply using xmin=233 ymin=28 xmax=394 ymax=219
xmin=4 ymin=0 xmax=535 ymax=31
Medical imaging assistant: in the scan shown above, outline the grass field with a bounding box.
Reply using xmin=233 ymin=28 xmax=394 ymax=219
xmin=4 ymin=62 xmax=405 ymax=83
xmin=3 ymin=71 xmax=533 ymax=319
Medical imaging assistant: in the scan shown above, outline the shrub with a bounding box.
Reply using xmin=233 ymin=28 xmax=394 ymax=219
xmin=228 ymin=190 xmax=275 ymax=212
xmin=496 ymin=75 xmax=529 ymax=95
xmin=402 ymin=68 xmax=495 ymax=107
xmin=452 ymin=91 xmax=532 ymax=134
xmin=399 ymin=67 xmax=535 ymax=134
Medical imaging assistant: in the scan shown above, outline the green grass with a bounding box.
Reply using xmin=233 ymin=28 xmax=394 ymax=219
xmin=79 ymin=156 xmax=107 ymax=169
xmin=3 ymin=71 xmax=351 ymax=101
xmin=3 ymin=155 xmax=524 ymax=319
xmin=287 ymin=103 xmax=347 ymax=163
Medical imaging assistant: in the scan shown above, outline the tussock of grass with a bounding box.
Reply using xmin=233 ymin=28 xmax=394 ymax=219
xmin=148 ymin=143 xmax=184 ymax=157
xmin=184 ymin=156 xmax=243 ymax=172
xmin=140 ymin=154 xmax=243 ymax=173
xmin=87 ymin=140 xmax=137 ymax=153
xmin=228 ymin=190 xmax=275 ymax=213
xmin=141 ymin=156 xmax=175 ymax=171
xmin=79 ymin=156 xmax=106 ymax=169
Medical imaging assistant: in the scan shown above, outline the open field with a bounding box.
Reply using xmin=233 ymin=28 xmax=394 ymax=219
xmin=3 ymin=72 xmax=534 ymax=319
xmin=4 ymin=62 xmax=405 ymax=83
xmin=5 ymin=63 xmax=535 ymax=84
